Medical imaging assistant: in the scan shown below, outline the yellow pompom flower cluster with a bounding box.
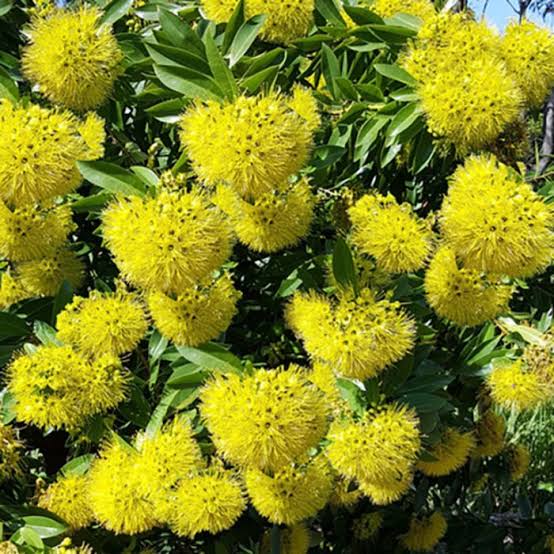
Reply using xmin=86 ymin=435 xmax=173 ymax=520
xmin=402 ymin=13 xmax=521 ymax=152
xmin=327 ymin=404 xmax=420 ymax=505
xmin=56 ymin=289 xmax=147 ymax=357
xmin=473 ymin=411 xmax=506 ymax=458
xmin=7 ymin=345 xmax=128 ymax=430
xmin=352 ymin=512 xmax=383 ymax=541
xmin=329 ymin=477 xmax=362 ymax=508
xmin=147 ymin=272 xmax=240 ymax=347
xmin=200 ymin=365 xmax=328 ymax=471
xmin=440 ymin=155 xmax=553 ymax=279
xmin=39 ymin=474 xmax=94 ymax=529
xmin=214 ymin=180 xmax=315 ymax=253
xmin=22 ymin=6 xmax=122 ymax=110
xmin=348 ymin=193 xmax=434 ymax=273
xmin=424 ymin=246 xmax=512 ymax=327
xmin=0 ymin=425 xmax=23 ymax=482
xmin=501 ymin=20 xmax=554 ymax=108
xmin=400 ymin=512 xmax=447 ymax=552
xmin=417 ymin=427 xmax=475 ymax=477
xmin=508 ymin=443 xmax=531 ymax=481
xmin=370 ymin=0 xmax=436 ymax=22
xmin=201 ymin=0 xmax=314 ymax=44
xmin=286 ymin=288 xmax=415 ymax=380
xmin=245 ymin=455 xmax=333 ymax=524
xmin=487 ymin=360 xmax=551 ymax=412
xmin=103 ymin=190 xmax=233 ymax=293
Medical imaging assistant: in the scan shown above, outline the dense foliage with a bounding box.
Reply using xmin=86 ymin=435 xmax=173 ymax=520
xmin=0 ymin=0 xmax=553 ymax=553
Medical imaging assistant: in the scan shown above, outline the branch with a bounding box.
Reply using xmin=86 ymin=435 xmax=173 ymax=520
xmin=538 ymin=89 xmax=554 ymax=174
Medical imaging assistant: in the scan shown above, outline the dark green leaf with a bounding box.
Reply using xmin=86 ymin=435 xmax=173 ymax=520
xmin=154 ymin=64 xmax=224 ymax=100
xmin=159 ymin=8 xmax=205 ymax=54
xmin=315 ymin=0 xmax=345 ymax=26
xmin=0 ymin=66 xmax=17 ymax=102
xmin=204 ymin=31 xmax=238 ymax=99
xmin=0 ymin=313 xmax=29 ymax=338
xmin=228 ymin=14 xmax=266 ymax=67
xmin=241 ymin=65 xmax=280 ymax=92
xmin=176 ymin=343 xmax=242 ymax=373
xmin=77 ymin=161 xmax=147 ymax=196
xmin=222 ymin=0 xmax=246 ymax=54
xmin=332 ymin=237 xmax=358 ymax=294
xmin=51 ymin=281 xmax=73 ymax=325
xmin=99 ymin=0 xmax=133 ymax=26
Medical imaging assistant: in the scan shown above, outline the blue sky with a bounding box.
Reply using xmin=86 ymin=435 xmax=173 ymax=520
xmin=469 ymin=0 xmax=552 ymax=28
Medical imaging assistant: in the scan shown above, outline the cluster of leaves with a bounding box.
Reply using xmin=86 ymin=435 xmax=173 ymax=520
xmin=0 ymin=0 xmax=553 ymax=553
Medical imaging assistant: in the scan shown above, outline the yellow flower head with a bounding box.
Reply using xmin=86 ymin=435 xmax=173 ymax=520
xmin=488 ymin=361 xmax=549 ymax=411
xmin=370 ymin=0 xmax=436 ymax=22
xmin=0 ymin=271 xmax=30 ymax=310
xmin=0 ymin=203 xmax=74 ymax=262
xmin=135 ymin=418 xmax=204 ymax=521
xmin=329 ymin=477 xmax=362 ymax=507
xmin=327 ymin=404 xmax=420 ymax=490
xmin=53 ymin=539 xmax=94 ymax=554
xmin=148 ymin=272 xmax=240 ymax=347
xmin=348 ymin=193 xmax=434 ymax=273
xmin=89 ymin=441 xmax=157 ymax=535
xmin=508 ymin=443 xmax=530 ymax=481
xmin=77 ymin=113 xmax=106 ymax=160
xmin=22 ymin=7 xmax=122 ymax=110
xmin=214 ymin=180 xmax=314 ymax=252
xmin=201 ymin=0 xmax=314 ymax=43
xmin=102 ymin=189 xmax=233 ymax=293
xmin=180 ymin=92 xmax=313 ymax=198
xmin=39 ymin=474 xmax=94 ymax=529
xmin=0 ymin=542 xmax=19 ymax=553
xmin=56 ymin=289 xmax=147 ymax=357
xmin=168 ymin=469 xmax=246 ymax=538
xmin=424 ymin=246 xmax=512 ymax=327
xmin=286 ymin=289 xmax=416 ymax=380
xmin=200 ymin=365 xmax=328 ymax=471
xmin=0 ymin=424 xmax=23 ymax=482
xmin=8 ymin=345 xmax=128 ymax=430
xmin=0 ymin=101 xmax=104 ymax=207
xmin=308 ymin=361 xmax=348 ymax=415
xmin=352 ymin=512 xmax=383 ymax=541
xmin=547 ymin=535 xmax=554 ymax=554
xmin=358 ymin=472 xmax=413 ymax=506
xmin=400 ymin=511 xmax=447 ymax=552
xmin=417 ymin=427 xmax=475 ymax=477
xmin=501 ymin=20 xmax=554 ymax=108
xmin=261 ymin=524 xmax=311 ymax=554
xmin=245 ymin=456 xmax=333 ymax=525
xmin=441 ymin=155 xmax=554 ymax=278
xmin=16 ymin=248 xmax=85 ymax=299
xmin=473 ymin=411 xmax=506 ymax=458
xmin=287 ymin=86 xmax=320 ymax=133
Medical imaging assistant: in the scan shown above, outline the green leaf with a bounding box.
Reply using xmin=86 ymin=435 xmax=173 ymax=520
xmin=33 ymin=321 xmax=59 ymax=346
xmin=228 ymin=14 xmax=266 ymax=67
xmin=204 ymin=31 xmax=238 ymax=99
xmin=321 ymin=43 xmax=340 ymax=98
xmin=159 ymin=8 xmax=205 ymax=54
xmin=145 ymin=97 xmax=186 ymax=123
xmin=167 ymin=363 xmax=208 ymax=387
xmin=61 ymin=454 xmax=95 ymax=477
xmin=401 ymin=392 xmax=448 ymax=414
xmin=241 ymin=65 xmax=280 ymax=93
xmin=332 ymin=237 xmax=358 ymax=294
xmin=51 ymin=281 xmax=73 ymax=325
xmin=145 ymin=389 xmax=180 ymax=437
xmin=154 ymin=64 xmax=224 ymax=100
xmin=77 ymin=161 xmax=147 ymax=197
xmin=386 ymin=103 xmax=422 ymax=139
xmin=497 ymin=317 xmax=548 ymax=347
xmin=20 ymin=516 xmax=68 ymax=539
xmin=0 ymin=313 xmax=29 ymax=338
xmin=337 ymin=378 xmax=365 ymax=415
xmin=148 ymin=330 xmax=168 ymax=363
xmin=315 ymin=0 xmax=345 ymax=26
xmin=0 ymin=67 xmax=17 ymax=102
xmin=176 ymin=343 xmax=242 ymax=373
xmin=342 ymin=5 xmax=383 ymax=25
xmin=13 ymin=527 xmax=43 ymax=548
xmin=146 ymin=42 xmax=210 ymax=73
xmin=374 ymin=63 xmax=417 ymax=86
xmin=71 ymin=193 xmax=112 ymax=213
xmin=99 ymin=0 xmax=133 ymax=26
xmin=222 ymin=0 xmax=245 ymax=54
xmin=0 ymin=0 xmax=13 ymax=17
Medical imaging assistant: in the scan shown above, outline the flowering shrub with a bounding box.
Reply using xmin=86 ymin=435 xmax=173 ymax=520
xmin=0 ymin=0 xmax=553 ymax=553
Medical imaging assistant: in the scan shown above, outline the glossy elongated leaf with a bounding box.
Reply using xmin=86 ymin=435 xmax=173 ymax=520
xmin=99 ymin=0 xmax=133 ymax=26
xmin=374 ymin=63 xmax=417 ymax=86
xmin=332 ymin=237 xmax=358 ymax=294
xmin=154 ymin=64 xmax=224 ymax=100
xmin=0 ymin=313 xmax=29 ymax=338
xmin=77 ymin=161 xmax=147 ymax=196
xmin=228 ymin=14 xmax=266 ymax=67
xmin=176 ymin=343 xmax=242 ymax=373
xmin=204 ymin=31 xmax=238 ymax=99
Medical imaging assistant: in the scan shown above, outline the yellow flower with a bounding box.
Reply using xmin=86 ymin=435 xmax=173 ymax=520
xmin=473 ymin=411 xmax=506 ymax=458
xmin=53 ymin=538 xmax=94 ymax=554
xmin=168 ymin=469 xmax=246 ymax=538
xmin=0 ymin=272 xmax=30 ymax=310
xmin=102 ymin=190 xmax=233 ymax=293
xmin=508 ymin=443 xmax=530 ymax=481
xmin=39 ymin=474 xmax=94 ymax=529
xmin=286 ymin=289 xmax=416 ymax=380
xmin=8 ymin=345 xmax=128 ymax=430
xmin=88 ymin=441 xmax=157 ymax=535
xmin=0 ymin=100 xmax=104 ymax=207
xmin=400 ymin=511 xmax=447 ymax=552
xmin=214 ymin=180 xmax=314 ymax=253
xmin=16 ymin=248 xmax=85 ymax=299
xmin=22 ymin=7 xmax=122 ymax=110
xmin=488 ymin=361 xmax=550 ymax=411
xmin=501 ymin=20 xmax=554 ymax=108
xmin=0 ymin=424 xmax=23 ymax=482
xmin=245 ymin=456 xmax=333 ymax=525
xmin=261 ymin=523 xmax=311 ymax=554
xmin=352 ymin=512 xmax=383 ymax=541
xmin=200 ymin=365 xmax=328 ymax=471
xmin=327 ymin=404 xmax=420 ymax=494
xmin=0 ymin=203 xmax=74 ymax=262
xmin=56 ymin=289 xmax=147 ymax=357
xmin=348 ymin=193 xmax=433 ymax=273
xmin=308 ymin=361 xmax=348 ymax=415
xmin=77 ymin=113 xmax=106 ymax=160
xmin=201 ymin=0 xmax=314 ymax=43
xmin=0 ymin=542 xmax=19 ymax=553
xmin=147 ymin=272 xmax=240 ymax=346
xmin=440 ymin=155 xmax=554 ymax=278
xmin=134 ymin=419 xmax=204 ymax=521
xmin=329 ymin=477 xmax=362 ymax=507
xmin=287 ymin=86 xmax=320 ymax=132
xmin=358 ymin=472 xmax=413 ymax=506
xmin=424 ymin=246 xmax=512 ymax=327
xmin=180 ymin=92 xmax=313 ymax=199
xmin=417 ymin=428 xmax=475 ymax=477
xmin=370 ymin=0 xmax=436 ymax=22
